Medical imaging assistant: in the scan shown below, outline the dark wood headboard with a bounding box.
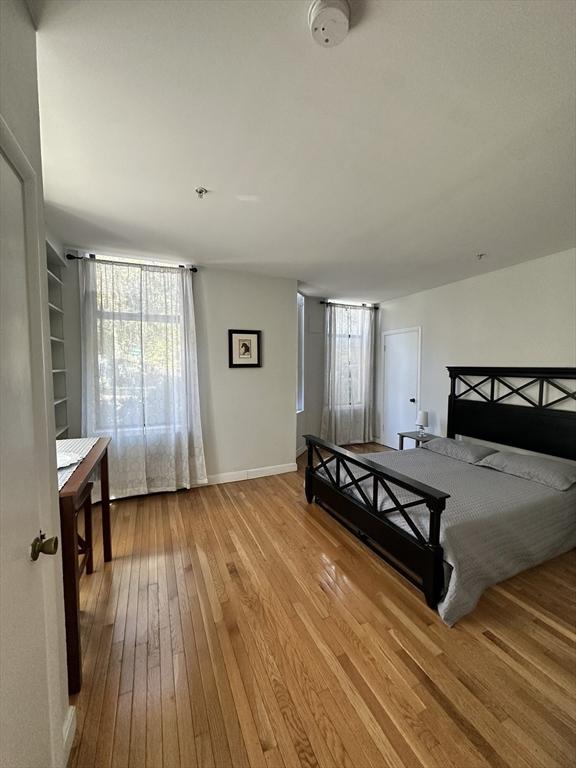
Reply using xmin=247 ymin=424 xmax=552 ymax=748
xmin=447 ymin=367 xmax=576 ymax=460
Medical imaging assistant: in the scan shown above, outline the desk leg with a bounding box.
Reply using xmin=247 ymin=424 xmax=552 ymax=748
xmin=60 ymin=497 xmax=82 ymax=694
xmin=101 ymin=449 xmax=112 ymax=562
xmin=399 ymin=435 xmax=404 ymax=450
xmin=84 ymin=492 xmax=93 ymax=575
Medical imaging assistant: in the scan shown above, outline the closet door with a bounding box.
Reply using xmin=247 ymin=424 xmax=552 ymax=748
xmin=381 ymin=327 xmax=421 ymax=448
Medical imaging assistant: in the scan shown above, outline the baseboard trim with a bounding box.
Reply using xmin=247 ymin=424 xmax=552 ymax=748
xmin=207 ymin=470 xmax=246 ymax=485
xmin=62 ymin=705 xmax=76 ymax=765
xmin=247 ymin=463 xmax=297 ymax=480
xmin=207 ymin=463 xmax=297 ymax=486
xmin=296 ymin=444 xmax=307 ymax=458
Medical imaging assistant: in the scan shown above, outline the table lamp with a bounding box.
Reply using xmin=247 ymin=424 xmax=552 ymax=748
xmin=416 ymin=410 xmax=428 ymax=436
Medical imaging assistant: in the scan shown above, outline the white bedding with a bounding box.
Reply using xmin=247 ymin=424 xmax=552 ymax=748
xmin=319 ymin=448 xmax=576 ymax=625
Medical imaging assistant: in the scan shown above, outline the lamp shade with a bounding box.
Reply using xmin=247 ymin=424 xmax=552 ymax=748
xmin=416 ymin=410 xmax=429 ymax=428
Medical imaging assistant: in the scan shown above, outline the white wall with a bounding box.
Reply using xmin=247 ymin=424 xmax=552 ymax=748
xmin=0 ymin=0 xmax=71 ymax=765
xmin=1 ymin=0 xmax=42 ymax=172
xmin=379 ymin=248 xmax=576 ymax=437
xmin=296 ymin=296 xmax=325 ymax=454
xmin=194 ymin=268 xmax=298 ymax=480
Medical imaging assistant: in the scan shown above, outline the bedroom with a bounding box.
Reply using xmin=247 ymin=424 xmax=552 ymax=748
xmin=0 ymin=1 xmax=575 ymax=767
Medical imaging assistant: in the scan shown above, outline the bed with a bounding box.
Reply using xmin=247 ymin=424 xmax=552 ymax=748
xmin=304 ymin=366 xmax=576 ymax=624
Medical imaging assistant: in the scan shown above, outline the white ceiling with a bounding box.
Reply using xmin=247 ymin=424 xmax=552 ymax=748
xmin=33 ymin=0 xmax=576 ymax=300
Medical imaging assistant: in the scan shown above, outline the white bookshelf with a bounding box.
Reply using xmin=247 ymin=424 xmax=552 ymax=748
xmin=46 ymin=241 xmax=69 ymax=439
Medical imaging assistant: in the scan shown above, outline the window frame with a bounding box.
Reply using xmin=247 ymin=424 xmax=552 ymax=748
xmin=92 ymin=262 xmax=186 ymax=432
xmin=328 ymin=302 xmax=372 ymax=408
xmin=297 ymin=293 xmax=305 ymax=413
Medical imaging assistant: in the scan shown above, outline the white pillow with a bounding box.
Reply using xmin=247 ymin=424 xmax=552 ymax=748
xmin=421 ymin=437 xmax=496 ymax=464
xmin=476 ymin=451 xmax=576 ymax=491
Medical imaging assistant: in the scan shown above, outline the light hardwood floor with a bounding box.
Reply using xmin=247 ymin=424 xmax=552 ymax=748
xmin=69 ymin=445 xmax=576 ymax=768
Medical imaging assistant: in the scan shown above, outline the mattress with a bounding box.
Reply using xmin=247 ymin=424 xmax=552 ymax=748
xmin=316 ymin=447 xmax=576 ymax=625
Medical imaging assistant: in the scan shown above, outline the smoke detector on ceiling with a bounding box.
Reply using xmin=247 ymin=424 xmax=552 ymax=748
xmin=308 ymin=0 xmax=350 ymax=47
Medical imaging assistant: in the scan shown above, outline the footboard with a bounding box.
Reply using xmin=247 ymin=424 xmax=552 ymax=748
xmin=304 ymin=435 xmax=450 ymax=608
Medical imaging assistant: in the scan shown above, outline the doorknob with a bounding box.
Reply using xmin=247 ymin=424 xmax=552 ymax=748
xmin=409 ymin=398 xmax=416 ymax=403
xmin=30 ymin=531 xmax=59 ymax=561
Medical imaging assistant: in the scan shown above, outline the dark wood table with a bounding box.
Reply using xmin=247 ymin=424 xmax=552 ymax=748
xmin=59 ymin=437 xmax=111 ymax=694
xmin=398 ymin=431 xmax=438 ymax=449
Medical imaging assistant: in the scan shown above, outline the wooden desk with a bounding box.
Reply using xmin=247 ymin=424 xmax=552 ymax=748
xmin=59 ymin=437 xmax=111 ymax=694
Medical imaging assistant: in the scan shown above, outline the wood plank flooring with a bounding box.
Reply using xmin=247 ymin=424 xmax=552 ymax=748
xmin=68 ymin=445 xmax=576 ymax=768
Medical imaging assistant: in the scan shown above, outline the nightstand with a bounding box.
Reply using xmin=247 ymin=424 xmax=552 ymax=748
xmin=397 ymin=431 xmax=438 ymax=450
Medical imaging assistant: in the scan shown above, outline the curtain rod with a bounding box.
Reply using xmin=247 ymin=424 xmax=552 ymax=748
xmin=320 ymin=300 xmax=379 ymax=310
xmin=66 ymin=253 xmax=198 ymax=272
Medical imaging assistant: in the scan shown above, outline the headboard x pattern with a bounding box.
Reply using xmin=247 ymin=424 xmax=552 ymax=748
xmin=447 ymin=366 xmax=576 ymax=460
xmin=450 ymin=369 xmax=576 ymax=409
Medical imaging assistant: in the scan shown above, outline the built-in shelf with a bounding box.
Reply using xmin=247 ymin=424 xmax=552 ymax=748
xmin=47 ymin=240 xmax=67 ymax=268
xmin=47 ymin=268 xmax=63 ymax=285
xmin=46 ymin=241 xmax=69 ymax=438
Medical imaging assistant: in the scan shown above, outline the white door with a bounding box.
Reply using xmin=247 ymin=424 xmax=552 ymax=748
xmin=1 ymin=122 xmax=71 ymax=767
xmin=381 ymin=328 xmax=421 ymax=448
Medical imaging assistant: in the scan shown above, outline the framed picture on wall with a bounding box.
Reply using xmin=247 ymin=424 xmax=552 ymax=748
xmin=228 ymin=329 xmax=262 ymax=368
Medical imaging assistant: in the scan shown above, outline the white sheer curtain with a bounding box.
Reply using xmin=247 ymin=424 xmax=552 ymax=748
xmin=320 ymin=303 xmax=375 ymax=445
xmin=81 ymin=259 xmax=207 ymax=498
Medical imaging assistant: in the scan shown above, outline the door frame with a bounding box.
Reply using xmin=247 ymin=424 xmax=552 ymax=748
xmin=379 ymin=326 xmax=422 ymax=445
xmin=1 ymin=114 xmax=75 ymax=766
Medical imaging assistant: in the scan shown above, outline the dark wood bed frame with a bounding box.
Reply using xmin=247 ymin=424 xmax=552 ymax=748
xmin=305 ymin=366 xmax=576 ymax=609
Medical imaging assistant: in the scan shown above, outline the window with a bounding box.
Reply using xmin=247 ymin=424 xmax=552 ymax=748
xmin=297 ymin=293 xmax=305 ymax=412
xmin=81 ymin=257 xmax=208 ymax=497
xmin=326 ymin=301 xmax=374 ymax=407
xmin=320 ymin=301 xmax=376 ymax=444
xmin=333 ymin=306 xmax=365 ymax=406
xmin=93 ymin=263 xmax=184 ymax=431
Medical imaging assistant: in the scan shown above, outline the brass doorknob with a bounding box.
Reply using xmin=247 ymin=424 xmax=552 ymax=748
xmin=30 ymin=531 xmax=59 ymax=561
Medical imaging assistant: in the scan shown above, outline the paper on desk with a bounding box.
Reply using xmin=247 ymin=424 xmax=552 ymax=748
xmin=56 ymin=451 xmax=83 ymax=469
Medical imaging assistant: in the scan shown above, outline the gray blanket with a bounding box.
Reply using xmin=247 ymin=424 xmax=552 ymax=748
xmin=319 ymin=448 xmax=576 ymax=625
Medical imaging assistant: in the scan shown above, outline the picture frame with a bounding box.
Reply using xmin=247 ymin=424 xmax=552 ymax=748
xmin=228 ymin=329 xmax=262 ymax=368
